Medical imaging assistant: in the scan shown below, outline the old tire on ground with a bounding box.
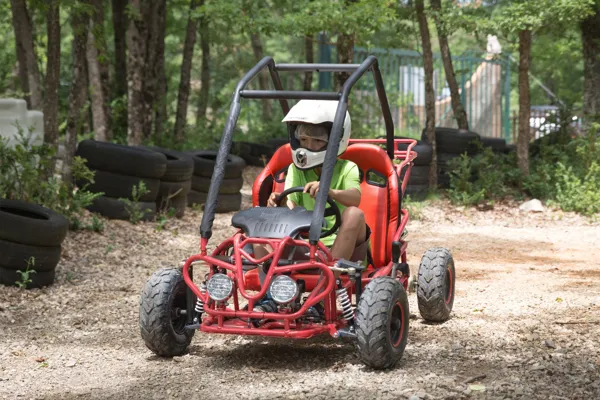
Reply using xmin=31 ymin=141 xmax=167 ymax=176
xmin=156 ymin=192 xmax=187 ymax=218
xmin=0 ymin=199 xmax=69 ymax=247
xmin=0 ymin=238 xmax=61 ymax=272
xmin=417 ymin=247 xmax=455 ymax=322
xmin=191 ymin=175 xmax=243 ymax=194
xmin=187 ymin=190 xmax=241 ymax=213
xmin=157 ymin=180 xmax=192 ymax=198
xmin=422 ymin=128 xmax=481 ymax=155
xmin=87 ymin=196 xmax=156 ymax=221
xmin=481 ymin=137 xmax=507 ymax=153
xmin=401 ymin=165 xmax=429 ymax=186
xmin=355 ymin=276 xmax=409 ymax=370
xmin=82 ymin=169 xmax=160 ymax=202
xmin=0 ymin=267 xmax=56 ymax=288
xmin=142 ymin=146 xmax=194 ymax=182
xmin=188 ymin=151 xmax=245 ymax=179
xmin=139 ymin=268 xmax=195 ymax=356
xmin=404 ymin=184 xmax=428 ymax=201
xmin=76 ymin=139 xmax=167 ymax=179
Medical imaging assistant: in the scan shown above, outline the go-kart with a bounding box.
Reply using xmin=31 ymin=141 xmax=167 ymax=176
xmin=139 ymin=56 xmax=455 ymax=369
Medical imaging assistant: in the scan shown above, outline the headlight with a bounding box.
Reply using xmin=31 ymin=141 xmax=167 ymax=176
xmin=206 ymin=273 xmax=233 ymax=301
xmin=268 ymin=275 xmax=299 ymax=305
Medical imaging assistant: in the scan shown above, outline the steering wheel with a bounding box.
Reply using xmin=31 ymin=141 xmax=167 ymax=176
xmin=275 ymin=186 xmax=342 ymax=238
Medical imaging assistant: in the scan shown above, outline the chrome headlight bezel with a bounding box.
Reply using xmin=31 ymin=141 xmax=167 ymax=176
xmin=268 ymin=275 xmax=299 ymax=305
xmin=206 ymin=273 xmax=233 ymax=302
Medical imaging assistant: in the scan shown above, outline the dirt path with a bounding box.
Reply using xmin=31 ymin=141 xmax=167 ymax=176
xmin=1 ymin=172 xmax=599 ymax=399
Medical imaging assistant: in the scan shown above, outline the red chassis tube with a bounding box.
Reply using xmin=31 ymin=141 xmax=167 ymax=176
xmin=181 ymin=138 xmax=417 ymax=338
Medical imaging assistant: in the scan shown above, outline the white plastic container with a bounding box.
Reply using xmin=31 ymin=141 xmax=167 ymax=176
xmin=0 ymin=98 xmax=44 ymax=148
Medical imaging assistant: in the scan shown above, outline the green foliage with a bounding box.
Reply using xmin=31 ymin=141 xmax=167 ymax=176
xmin=447 ymin=124 xmax=600 ymax=216
xmin=0 ymin=129 xmax=102 ymax=227
xmin=118 ymin=181 xmax=151 ymax=224
xmin=86 ymin=215 xmax=105 ymax=232
xmin=15 ymin=257 xmax=36 ymax=289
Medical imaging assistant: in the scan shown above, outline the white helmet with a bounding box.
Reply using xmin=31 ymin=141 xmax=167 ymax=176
xmin=282 ymin=100 xmax=351 ymax=170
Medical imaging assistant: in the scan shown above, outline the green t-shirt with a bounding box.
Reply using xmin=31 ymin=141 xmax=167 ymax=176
xmin=284 ymin=159 xmax=361 ymax=247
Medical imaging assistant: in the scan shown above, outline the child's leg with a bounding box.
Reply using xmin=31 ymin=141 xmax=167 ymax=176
xmin=330 ymin=206 xmax=367 ymax=260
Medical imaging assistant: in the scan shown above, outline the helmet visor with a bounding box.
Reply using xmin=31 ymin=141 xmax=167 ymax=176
xmin=294 ymin=124 xmax=329 ymax=151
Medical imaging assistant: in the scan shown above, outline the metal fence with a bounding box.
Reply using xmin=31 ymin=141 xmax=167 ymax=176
xmin=318 ymin=43 xmax=512 ymax=140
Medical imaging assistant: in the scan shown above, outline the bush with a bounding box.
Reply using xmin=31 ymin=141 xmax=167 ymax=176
xmin=0 ymin=129 xmax=101 ymax=228
xmin=446 ymin=124 xmax=600 ymax=216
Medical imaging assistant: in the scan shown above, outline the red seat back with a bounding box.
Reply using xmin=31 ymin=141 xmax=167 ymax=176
xmin=252 ymin=143 xmax=399 ymax=267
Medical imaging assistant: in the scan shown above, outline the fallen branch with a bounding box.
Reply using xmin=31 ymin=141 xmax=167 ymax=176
xmin=463 ymin=374 xmax=486 ymax=384
xmin=554 ymin=321 xmax=600 ymax=325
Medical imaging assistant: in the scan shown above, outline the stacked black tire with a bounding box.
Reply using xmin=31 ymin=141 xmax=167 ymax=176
xmin=422 ymin=128 xmax=482 ymax=189
xmin=76 ymin=140 xmax=167 ymax=221
xmin=142 ymin=147 xmax=194 ymax=219
xmin=231 ymin=141 xmax=275 ymax=167
xmin=0 ymin=199 xmax=68 ymax=288
xmin=186 ymin=150 xmax=246 ymax=213
xmin=396 ymin=138 xmax=433 ymax=200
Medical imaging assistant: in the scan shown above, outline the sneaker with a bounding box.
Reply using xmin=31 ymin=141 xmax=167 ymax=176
xmin=250 ymin=298 xmax=278 ymax=327
xmin=253 ymin=298 xmax=278 ymax=314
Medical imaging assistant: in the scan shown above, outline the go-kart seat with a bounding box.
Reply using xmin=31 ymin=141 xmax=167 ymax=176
xmin=252 ymin=143 xmax=400 ymax=268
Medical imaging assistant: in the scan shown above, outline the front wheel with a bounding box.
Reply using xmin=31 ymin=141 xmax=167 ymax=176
xmin=139 ymin=268 xmax=195 ymax=356
xmin=355 ymin=277 xmax=409 ymax=369
xmin=417 ymin=247 xmax=455 ymax=322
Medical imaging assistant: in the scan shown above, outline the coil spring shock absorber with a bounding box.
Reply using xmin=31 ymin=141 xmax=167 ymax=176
xmin=194 ymin=282 xmax=207 ymax=321
xmin=336 ymin=287 xmax=354 ymax=323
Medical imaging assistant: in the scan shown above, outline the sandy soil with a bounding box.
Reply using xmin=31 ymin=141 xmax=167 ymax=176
xmin=1 ymin=167 xmax=599 ymax=400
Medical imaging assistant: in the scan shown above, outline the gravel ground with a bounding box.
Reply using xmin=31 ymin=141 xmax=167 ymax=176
xmin=1 ymin=167 xmax=599 ymax=400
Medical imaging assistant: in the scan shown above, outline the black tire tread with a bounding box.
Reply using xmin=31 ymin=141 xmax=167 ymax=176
xmin=355 ymin=277 xmax=409 ymax=370
xmin=0 ymin=238 xmax=61 ymax=272
xmin=0 ymin=267 xmax=56 ymax=288
xmin=191 ymin=175 xmax=243 ymax=194
xmin=417 ymin=247 xmax=455 ymax=322
xmin=0 ymin=199 xmax=69 ymax=247
xmin=76 ymin=139 xmax=167 ymax=179
xmin=82 ymin=169 xmax=160 ymax=202
xmin=139 ymin=268 xmax=195 ymax=356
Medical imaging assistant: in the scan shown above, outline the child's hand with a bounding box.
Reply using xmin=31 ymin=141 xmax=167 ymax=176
xmin=304 ymin=181 xmax=321 ymax=198
xmin=267 ymin=192 xmax=281 ymax=207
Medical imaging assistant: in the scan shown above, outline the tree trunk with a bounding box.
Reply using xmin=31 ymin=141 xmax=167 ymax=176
xmin=43 ymin=0 xmax=61 ymax=176
xmin=335 ymin=32 xmax=354 ymax=89
xmin=304 ymin=35 xmax=314 ymax=91
xmin=431 ymin=0 xmax=469 ymax=130
xmin=63 ymin=5 xmax=90 ymax=186
xmin=250 ymin=33 xmax=272 ymax=121
xmin=87 ymin=3 xmax=111 ymax=142
xmin=196 ymin=10 xmax=210 ymax=127
xmin=517 ymin=30 xmax=532 ymax=177
xmin=13 ymin=26 xmax=30 ymax=106
xmin=112 ymin=0 xmax=128 ymax=98
xmin=174 ymin=0 xmax=200 ymax=144
xmin=581 ymin=4 xmax=600 ymax=125
xmin=153 ymin=0 xmax=168 ymax=140
xmin=141 ymin=0 xmax=166 ymax=141
xmin=126 ymin=0 xmax=146 ymax=145
xmin=87 ymin=0 xmax=112 ymax=141
xmin=416 ymin=0 xmax=437 ymax=188
xmin=9 ymin=0 xmax=42 ymax=110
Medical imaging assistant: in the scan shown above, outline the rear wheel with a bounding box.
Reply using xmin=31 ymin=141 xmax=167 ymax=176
xmin=355 ymin=277 xmax=409 ymax=369
xmin=417 ymin=247 xmax=455 ymax=322
xmin=139 ymin=268 xmax=195 ymax=356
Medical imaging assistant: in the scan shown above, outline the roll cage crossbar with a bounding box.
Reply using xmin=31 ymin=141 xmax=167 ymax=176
xmin=199 ymin=56 xmax=396 ymax=245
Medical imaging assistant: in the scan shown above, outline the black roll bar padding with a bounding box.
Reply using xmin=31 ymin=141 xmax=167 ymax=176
xmin=240 ymin=90 xmax=341 ymax=100
xmin=275 ymin=63 xmax=361 ymax=72
xmin=200 ymin=56 xmax=285 ymax=240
